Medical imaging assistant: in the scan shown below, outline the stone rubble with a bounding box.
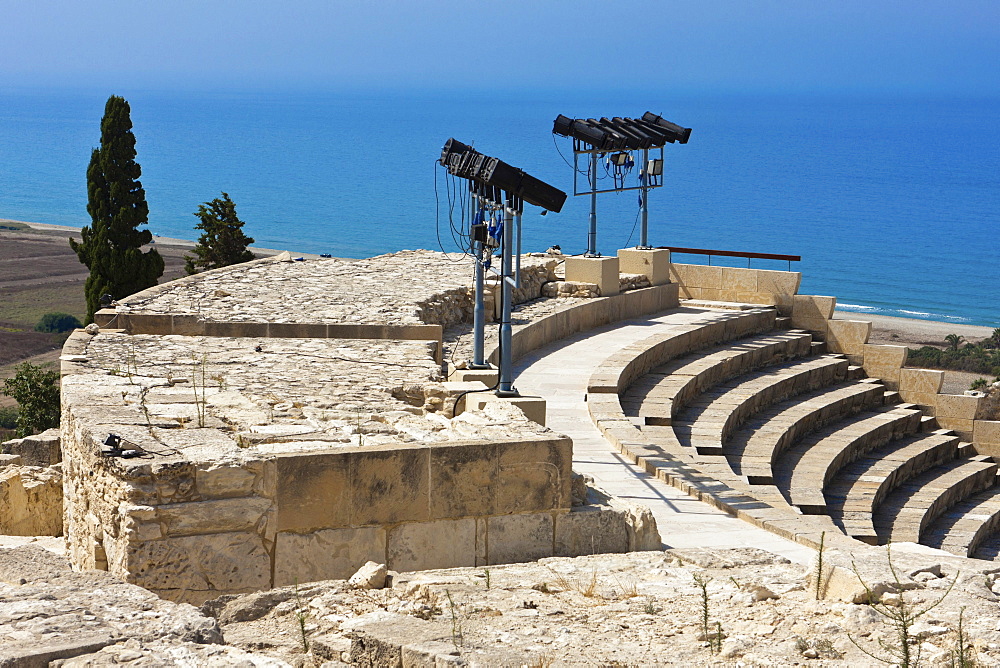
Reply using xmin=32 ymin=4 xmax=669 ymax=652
xmin=188 ymin=544 xmax=1000 ymax=666
xmin=69 ymin=333 xmax=552 ymax=462
xmin=121 ymin=250 xmax=557 ymax=328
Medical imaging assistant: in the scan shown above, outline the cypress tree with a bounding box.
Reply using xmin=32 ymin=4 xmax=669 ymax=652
xmin=71 ymin=95 xmax=164 ymax=323
xmin=184 ymin=192 xmax=256 ymax=274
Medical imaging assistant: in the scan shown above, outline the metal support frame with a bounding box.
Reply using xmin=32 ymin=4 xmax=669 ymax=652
xmin=639 ymin=147 xmax=650 ymax=248
xmin=497 ymin=197 xmax=517 ymax=396
xmin=515 ymin=210 xmax=522 ymax=288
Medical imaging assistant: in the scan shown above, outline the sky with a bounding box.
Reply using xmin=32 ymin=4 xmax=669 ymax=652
xmin=1 ymin=0 xmax=998 ymax=95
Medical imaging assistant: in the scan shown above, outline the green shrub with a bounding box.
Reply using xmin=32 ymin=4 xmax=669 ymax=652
xmin=34 ymin=312 xmax=83 ymax=333
xmin=0 ymin=405 xmax=18 ymax=430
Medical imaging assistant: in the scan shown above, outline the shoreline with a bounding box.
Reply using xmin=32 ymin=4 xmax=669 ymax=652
xmin=2 ymin=219 xmax=323 ymax=260
xmin=3 ymin=218 xmax=994 ymax=345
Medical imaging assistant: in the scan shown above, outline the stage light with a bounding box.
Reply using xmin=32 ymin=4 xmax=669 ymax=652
xmin=609 ymin=152 xmax=631 ymax=167
xmin=440 ymin=138 xmax=475 ymax=166
xmin=645 ymin=158 xmax=663 ymax=176
xmin=641 ymin=112 xmax=692 ymax=144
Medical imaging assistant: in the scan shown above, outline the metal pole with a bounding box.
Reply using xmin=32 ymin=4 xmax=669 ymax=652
xmin=640 ymin=148 xmax=649 ymax=248
xmin=587 ymin=152 xmax=598 ymax=256
xmin=471 ymin=199 xmax=487 ymax=368
xmin=515 ymin=210 xmax=522 ymax=289
xmin=498 ymin=196 xmax=517 ymax=396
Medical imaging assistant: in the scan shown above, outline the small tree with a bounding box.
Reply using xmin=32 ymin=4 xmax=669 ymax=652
xmin=71 ymin=95 xmax=164 ymax=323
xmin=945 ymin=334 xmax=964 ymax=352
xmin=35 ymin=312 xmax=83 ymax=333
xmin=184 ymin=192 xmax=255 ymax=274
xmin=2 ymin=362 xmax=60 ymax=437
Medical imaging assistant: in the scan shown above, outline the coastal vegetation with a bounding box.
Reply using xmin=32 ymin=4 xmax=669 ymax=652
xmin=34 ymin=312 xmax=82 ymax=334
xmin=184 ymin=192 xmax=255 ymax=274
xmin=2 ymin=361 xmax=60 ymax=437
xmin=70 ymin=95 xmax=164 ymax=323
xmin=907 ymin=329 xmax=1000 ymax=378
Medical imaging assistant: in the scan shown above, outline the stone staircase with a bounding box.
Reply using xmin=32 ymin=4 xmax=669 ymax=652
xmin=598 ymin=307 xmax=1000 ymax=559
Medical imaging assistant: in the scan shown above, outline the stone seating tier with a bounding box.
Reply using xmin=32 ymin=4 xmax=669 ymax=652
xmin=670 ymin=354 xmax=850 ymax=456
xmin=621 ymin=330 xmax=815 ymax=424
xmin=726 ymin=381 xmax=887 ymax=484
xmin=774 ymin=406 xmax=923 ymax=514
xmin=587 ymin=308 xmax=778 ymax=395
xmin=872 ymin=457 xmax=999 ymax=544
xmin=825 ymin=430 xmax=961 ymax=542
xmin=923 ymin=486 xmax=1000 ymax=558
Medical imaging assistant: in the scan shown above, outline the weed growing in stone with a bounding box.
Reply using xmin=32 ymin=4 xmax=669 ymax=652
xmin=848 ymin=544 xmax=957 ymax=667
xmin=483 ymin=568 xmax=491 ymax=589
xmin=951 ymin=607 xmax=979 ymax=668
xmin=293 ymin=582 xmax=310 ymax=653
xmin=692 ymin=572 xmax=723 ymax=654
xmin=642 ymin=596 xmax=662 ymax=615
xmin=445 ymin=589 xmax=463 ymax=650
xmin=815 ymin=531 xmax=828 ymax=600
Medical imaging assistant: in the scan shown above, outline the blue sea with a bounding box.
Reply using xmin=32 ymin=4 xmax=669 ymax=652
xmin=1 ymin=87 xmax=997 ymax=327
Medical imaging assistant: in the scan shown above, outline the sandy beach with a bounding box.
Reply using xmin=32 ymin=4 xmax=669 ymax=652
xmin=7 ymin=220 xmax=318 ymax=259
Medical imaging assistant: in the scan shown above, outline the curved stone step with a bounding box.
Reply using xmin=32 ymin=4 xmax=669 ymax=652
xmin=621 ymin=330 xmax=814 ymax=423
xmin=588 ymin=308 xmax=777 ymax=395
xmin=825 ymin=430 xmax=961 ymax=543
xmin=672 ymin=355 xmax=849 ymax=455
xmin=726 ymin=381 xmax=885 ymax=484
xmin=872 ymin=457 xmax=999 ymax=544
xmin=973 ymin=533 xmax=1000 ymax=561
xmin=775 ymin=406 xmax=922 ymax=514
xmin=923 ymin=483 xmax=1000 ymax=558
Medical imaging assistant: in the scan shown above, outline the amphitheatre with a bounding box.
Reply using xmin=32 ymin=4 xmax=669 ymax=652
xmin=3 ymin=237 xmax=1000 ymax=666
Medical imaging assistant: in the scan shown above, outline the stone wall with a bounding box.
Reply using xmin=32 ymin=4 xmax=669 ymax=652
xmin=669 ymin=263 xmax=802 ymax=314
xmin=789 ymin=294 xmax=999 ymax=447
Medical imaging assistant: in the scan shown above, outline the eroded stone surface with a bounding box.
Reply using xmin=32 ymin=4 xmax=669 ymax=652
xmin=0 ymin=545 xmax=223 ymax=665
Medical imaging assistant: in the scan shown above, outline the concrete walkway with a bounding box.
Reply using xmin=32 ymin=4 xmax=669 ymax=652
xmin=513 ymin=306 xmax=817 ymax=565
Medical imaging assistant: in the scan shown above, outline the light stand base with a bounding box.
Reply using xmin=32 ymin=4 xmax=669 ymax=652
xmin=465 ymin=393 xmax=547 ymax=426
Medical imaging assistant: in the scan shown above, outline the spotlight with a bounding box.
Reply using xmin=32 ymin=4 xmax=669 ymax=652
xmin=609 ymin=152 xmax=631 ymax=167
xmin=641 ymin=112 xmax=692 ymax=144
xmin=645 ymin=158 xmax=663 ymax=176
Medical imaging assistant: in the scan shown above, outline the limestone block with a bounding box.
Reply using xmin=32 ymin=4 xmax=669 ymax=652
xmin=440 ymin=380 xmax=490 ymax=414
xmin=564 ymin=256 xmax=620 ymax=297
xmin=756 ymin=269 xmax=802 ymax=296
xmin=195 ymin=463 xmax=257 ymax=499
xmin=862 ymin=344 xmax=909 ymax=389
xmin=670 ymin=263 xmax=723 ymax=290
xmin=0 ymin=465 xmax=63 ymax=536
xmin=554 ymin=506 xmax=629 ymax=557
xmin=3 ymin=428 xmax=61 ymax=466
xmin=274 ymin=526 xmax=386 ymax=587
xmin=496 ymin=438 xmax=572 ymax=514
xmin=974 ymin=421 xmax=1000 ymax=457
xmin=487 ymin=512 xmax=553 ymax=565
xmin=899 ymin=391 xmax=939 ymax=411
xmin=935 ymin=417 xmax=974 ymax=441
xmin=274 ymin=451 xmax=350 ymax=532
xmin=448 ymin=366 xmax=498 ymax=386
xmin=721 ymin=267 xmax=758 ymax=293
xmin=792 ymin=295 xmax=836 ymax=322
xmin=466 ymin=393 xmax=546 ymax=426
xmin=349 ymin=560 xmax=388 ymax=589
xmin=899 ymin=368 xmax=945 ymax=395
xmin=155 ymin=497 xmax=272 ymax=537
xmin=127 ymin=531 xmax=271 ymax=593
xmin=350 ymin=444 xmax=430 ymax=526
xmin=736 ymin=291 xmax=778 ymax=306
xmin=936 ymin=394 xmax=982 ymax=420
xmin=429 ymin=442 xmax=497 ymax=518
xmin=617 ymin=248 xmax=671 ymax=285
xmin=387 ymin=518 xmax=477 ymax=572
xmin=826 ymin=319 xmax=872 ymax=355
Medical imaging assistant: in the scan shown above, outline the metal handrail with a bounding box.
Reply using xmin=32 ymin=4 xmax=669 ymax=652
xmin=658 ymin=246 xmax=800 ymax=271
